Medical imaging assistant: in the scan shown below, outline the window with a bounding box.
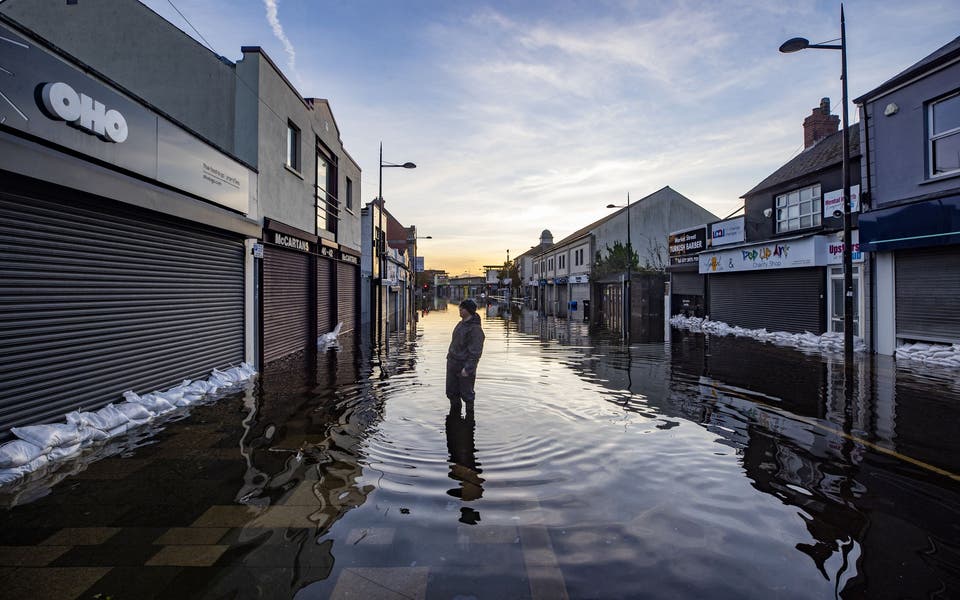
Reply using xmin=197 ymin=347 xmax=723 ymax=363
xmin=558 ymin=255 xmax=565 ymax=269
xmin=828 ymin=265 xmax=862 ymax=338
xmin=345 ymin=177 xmax=354 ymax=211
xmin=286 ymin=122 xmax=300 ymax=171
xmin=930 ymin=92 xmax=960 ymax=177
xmin=316 ymin=145 xmax=339 ymax=236
xmin=574 ymin=248 xmax=584 ymax=266
xmin=776 ymin=184 xmax=821 ymax=233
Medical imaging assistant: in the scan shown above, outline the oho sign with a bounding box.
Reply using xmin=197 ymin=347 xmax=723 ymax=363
xmin=40 ymin=82 xmax=128 ymax=143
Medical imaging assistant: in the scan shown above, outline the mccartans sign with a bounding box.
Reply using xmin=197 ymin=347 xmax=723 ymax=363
xmin=668 ymin=226 xmax=707 ymax=266
xmin=273 ymin=232 xmax=310 ymax=252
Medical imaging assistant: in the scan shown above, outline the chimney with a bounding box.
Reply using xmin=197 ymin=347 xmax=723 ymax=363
xmin=803 ymin=97 xmax=840 ymax=149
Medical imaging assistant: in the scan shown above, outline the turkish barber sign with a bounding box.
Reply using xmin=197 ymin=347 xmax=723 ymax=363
xmin=668 ymin=226 xmax=707 ymax=266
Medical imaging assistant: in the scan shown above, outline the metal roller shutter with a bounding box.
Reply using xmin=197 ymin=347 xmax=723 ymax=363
xmin=263 ymin=247 xmax=310 ymax=364
xmin=671 ymin=271 xmax=704 ymax=296
xmin=708 ymin=268 xmax=824 ymax=334
xmin=0 ymin=191 xmax=244 ymax=435
xmin=895 ymin=247 xmax=960 ymax=343
xmin=337 ymin=262 xmax=358 ymax=337
xmin=317 ymin=257 xmax=334 ymax=335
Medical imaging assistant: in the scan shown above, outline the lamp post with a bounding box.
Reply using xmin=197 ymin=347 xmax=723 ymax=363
xmin=606 ymin=192 xmax=632 ymax=343
xmin=376 ymin=142 xmax=416 ymax=345
xmin=780 ymin=4 xmax=854 ymax=361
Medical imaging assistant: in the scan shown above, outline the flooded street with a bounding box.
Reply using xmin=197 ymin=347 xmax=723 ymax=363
xmin=2 ymin=305 xmax=959 ymax=599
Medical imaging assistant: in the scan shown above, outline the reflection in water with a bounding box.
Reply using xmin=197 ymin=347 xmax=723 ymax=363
xmin=445 ymin=401 xmax=484 ymax=510
xmin=1 ymin=305 xmax=959 ymax=599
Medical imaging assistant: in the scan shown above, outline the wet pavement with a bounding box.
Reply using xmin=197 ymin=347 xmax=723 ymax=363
xmin=1 ymin=303 xmax=959 ymax=599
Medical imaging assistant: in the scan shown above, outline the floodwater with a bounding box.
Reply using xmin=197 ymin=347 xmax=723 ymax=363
xmin=1 ymin=303 xmax=959 ymax=599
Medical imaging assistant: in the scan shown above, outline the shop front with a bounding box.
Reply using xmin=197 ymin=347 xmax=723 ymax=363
xmin=700 ymin=233 xmax=864 ymax=336
xmin=668 ymin=225 xmax=708 ymax=317
xmin=0 ymin=20 xmax=258 ymax=433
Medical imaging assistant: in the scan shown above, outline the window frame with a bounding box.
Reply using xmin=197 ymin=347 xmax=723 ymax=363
xmin=345 ymin=177 xmax=354 ymax=212
xmin=315 ymin=142 xmax=339 ymax=236
xmin=775 ymin=183 xmax=822 ymax=233
xmin=286 ymin=121 xmax=301 ymax=172
xmin=928 ymin=91 xmax=960 ymax=178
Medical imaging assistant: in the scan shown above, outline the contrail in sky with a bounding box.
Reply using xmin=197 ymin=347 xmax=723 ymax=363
xmin=263 ymin=0 xmax=297 ymax=76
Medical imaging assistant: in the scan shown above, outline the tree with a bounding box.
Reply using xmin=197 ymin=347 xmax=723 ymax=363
xmin=593 ymin=241 xmax=639 ymax=278
xmin=498 ymin=260 xmax=521 ymax=294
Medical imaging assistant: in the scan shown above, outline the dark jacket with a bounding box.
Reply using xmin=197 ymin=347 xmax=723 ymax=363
xmin=447 ymin=313 xmax=484 ymax=375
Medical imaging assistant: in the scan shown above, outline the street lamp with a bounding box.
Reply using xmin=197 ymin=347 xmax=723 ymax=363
xmin=780 ymin=4 xmax=854 ymax=361
xmin=376 ymin=142 xmax=416 ymax=345
xmin=606 ymin=192 xmax=632 ymax=343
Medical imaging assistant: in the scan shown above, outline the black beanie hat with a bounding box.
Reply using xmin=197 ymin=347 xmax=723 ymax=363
xmin=459 ymin=299 xmax=478 ymax=314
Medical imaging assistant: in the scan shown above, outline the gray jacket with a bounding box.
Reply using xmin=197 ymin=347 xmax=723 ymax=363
xmin=447 ymin=313 xmax=485 ymax=375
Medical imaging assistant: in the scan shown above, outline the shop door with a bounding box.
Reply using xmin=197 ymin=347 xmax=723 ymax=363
xmin=0 ymin=190 xmax=244 ymax=435
xmin=896 ymin=247 xmax=960 ymax=344
xmin=316 ymin=257 xmax=334 ymax=335
xmin=337 ymin=262 xmax=358 ymax=338
xmin=263 ymin=246 xmax=310 ymax=364
xmin=708 ymin=268 xmax=824 ymax=334
xmin=827 ymin=265 xmax=863 ymax=338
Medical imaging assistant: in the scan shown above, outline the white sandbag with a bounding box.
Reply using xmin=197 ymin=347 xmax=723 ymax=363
xmin=114 ymin=402 xmax=152 ymax=424
xmin=48 ymin=443 xmax=82 ymax=462
xmin=105 ymin=422 xmax=131 ymax=437
xmin=0 ymin=454 xmax=51 ymax=485
xmin=210 ymin=368 xmax=239 ymax=386
xmin=77 ymin=425 xmax=109 ymax=445
xmin=135 ymin=391 xmax=179 ymax=413
xmin=0 ymin=439 xmax=44 ymax=469
xmin=11 ymin=422 xmax=81 ymax=450
xmin=68 ymin=404 xmax=129 ymax=431
xmin=238 ymin=362 xmax=257 ymax=379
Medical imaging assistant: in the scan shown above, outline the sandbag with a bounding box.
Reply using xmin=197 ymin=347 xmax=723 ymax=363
xmin=114 ymin=402 xmax=152 ymax=424
xmin=11 ymin=423 xmax=81 ymax=450
xmin=0 ymin=439 xmax=44 ymax=469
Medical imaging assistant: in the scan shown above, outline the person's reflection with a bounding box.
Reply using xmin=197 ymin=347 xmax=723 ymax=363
xmin=445 ymin=401 xmax=484 ymax=522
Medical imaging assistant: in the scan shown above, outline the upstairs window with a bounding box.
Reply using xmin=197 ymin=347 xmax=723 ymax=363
xmin=345 ymin=177 xmax=354 ymax=211
xmin=776 ymin=184 xmax=821 ymax=233
xmin=316 ymin=146 xmax=339 ymax=236
xmin=930 ymin=92 xmax=960 ymax=177
xmin=286 ymin=122 xmax=300 ymax=171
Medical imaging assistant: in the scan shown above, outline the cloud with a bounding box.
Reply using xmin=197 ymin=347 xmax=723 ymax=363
xmin=263 ymin=0 xmax=297 ymax=76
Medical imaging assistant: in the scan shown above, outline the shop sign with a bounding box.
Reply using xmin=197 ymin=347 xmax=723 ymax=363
xmin=669 ymin=226 xmax=707 ymax=266
xmin=0 ymin=22 xmax=249 ymax=214
xmin=414 ymin=256 xmax=424 ymax=273
xmin=555 ymin=276 xmax=568 ymax=284
xmin=709 ymin=216 xmax=745 ymax=247
xmin=319 ymin=246 xmax=336 ymax=258
xmin=823 ymin=184 xmax=860 ymax=217
xmin=341 ymin=253 xmax=359 ymax=265
xmin=821 ymin=230 xmax=864 ymax=264
xmin=251 ymin=243 xmax=264 ymax=259
xmin=273 ymin=232 xmax=310 ymax=252
xmin=569 ymin=274 xmax=589 ymax=284
xmin=700 ymin=237 xmax=816 ymax=273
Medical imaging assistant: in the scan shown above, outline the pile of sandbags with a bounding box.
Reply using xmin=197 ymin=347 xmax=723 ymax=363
xmin=0 ymin=362 xmax=257 ymax=486
xmin=669 ymin=315 xmax=867 ymax=353
xmin=895 ymin=342 xmax=960 ymax=368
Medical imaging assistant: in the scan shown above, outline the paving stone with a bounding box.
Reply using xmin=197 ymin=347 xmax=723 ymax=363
xmin=330 ymin=566 xmax=430 ymax=599
xmin=153 ymin=527 xmax=230 ymax=545
xmin=191 ymin=505 xmax=265 ymax=528
xmin=0 ymin=545 xmax=71 ymax=566
xmin=0 ymin=566 xmax=110 ymax=600
xmin=51 ymin=541 xmax=162 ymax=567
xmin=145 ymin=544 xmax=228 ymax=567
xmin=40 ymin=527 xmax=121 ymax=546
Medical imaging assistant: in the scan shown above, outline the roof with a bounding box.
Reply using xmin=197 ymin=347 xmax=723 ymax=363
xmin=742 ymin=127 xmax=860 ymax=198
xmin=855 ymin=36 xmax=960 ymax=104
xmin=534 ymin=185 xmax=688 ymax=256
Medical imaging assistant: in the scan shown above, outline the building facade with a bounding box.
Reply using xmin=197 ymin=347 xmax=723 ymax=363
xmin=699 ymin=99 xmax=865 ymax=339
xmin=856 ymin=37 xmax=960 ymax=353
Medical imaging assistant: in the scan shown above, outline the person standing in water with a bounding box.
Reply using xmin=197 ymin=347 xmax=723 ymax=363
xmin=446 ymin=299 xmax=485 ymax=411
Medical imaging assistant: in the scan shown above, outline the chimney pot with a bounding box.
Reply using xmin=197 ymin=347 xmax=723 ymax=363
xmin=803 ymin=97 xmax=840 ymax=149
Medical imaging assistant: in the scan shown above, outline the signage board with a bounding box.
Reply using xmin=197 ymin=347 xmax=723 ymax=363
xmin=823 ymin=184 xmax=861 ymax=217
xmin=668 ymin=226 xmax=707 ymax=266
xmin=0 ymin=22 xmax=249 ymax=214
xmin=709 ymin=216 xmax=745 ymax=247
xmin=699 ymin=232 xmax=864 ymax=274
xmin=414 ymin=256 xmax=424 ymax=273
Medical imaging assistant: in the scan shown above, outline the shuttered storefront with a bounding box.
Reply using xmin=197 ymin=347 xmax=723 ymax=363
xmin=708 ymin=268 xmax=824 ymax=334
xmin=316 ymin=256 xmax=334 ymax=335
xmin=671 ymin=271 xmax=704 ymax=296
xmin=895 ymin=247 xmax=960 ymax=344
xmin=338 ymin=262 xmax=358 ymax=337
xmin=262 ymin=246 xmax=310 ymax=364
xmin=0 ymin=191 xmax=244 ymax=434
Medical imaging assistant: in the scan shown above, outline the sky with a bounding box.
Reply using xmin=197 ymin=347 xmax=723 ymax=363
xmin=140 ymin=0 xmax=960 ymax=276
